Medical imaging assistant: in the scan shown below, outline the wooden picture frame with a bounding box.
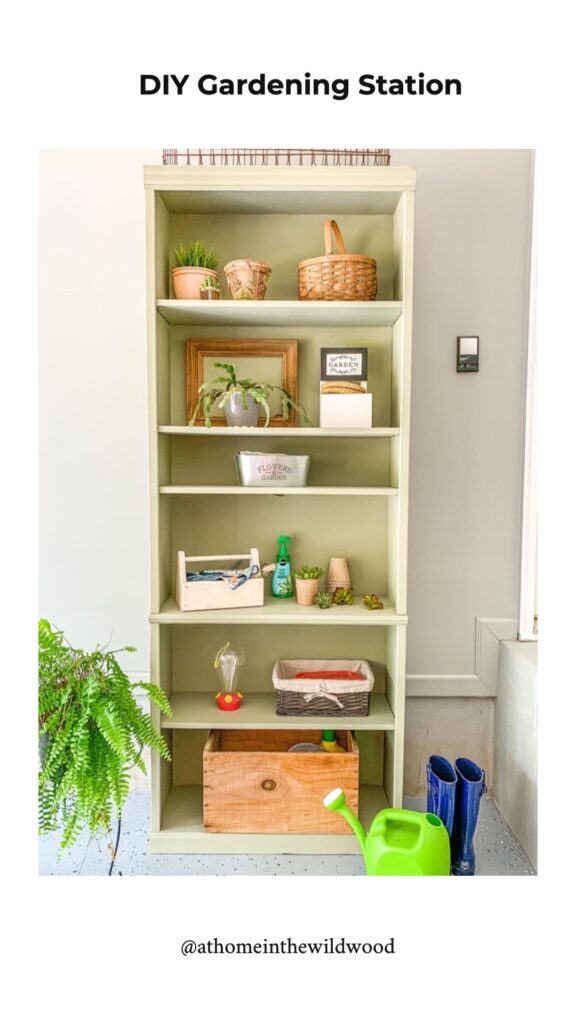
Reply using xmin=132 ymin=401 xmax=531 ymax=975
xmin=186 ymin=339 xmax=298 ymax=426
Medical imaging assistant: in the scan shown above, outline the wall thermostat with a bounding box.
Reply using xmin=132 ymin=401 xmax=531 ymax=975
xmin=457 ymin=336 xmax=479 ymax=372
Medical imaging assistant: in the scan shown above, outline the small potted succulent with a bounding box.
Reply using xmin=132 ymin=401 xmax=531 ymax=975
xmin=315 ymin=591 xmax=333 ymax=610
xmin=172 ymin=240 xmax=219 ymax=299
xmin=200 ymin=275 xmax=221 ymax=300
xmin=190 ymin=362 xmax=310 ymax=428
xmin=294 ymin=566 xmax=325 ymax=606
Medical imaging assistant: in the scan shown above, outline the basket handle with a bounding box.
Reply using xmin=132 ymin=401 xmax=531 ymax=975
xmin=324 ymin=219 xmax=346 ymax=256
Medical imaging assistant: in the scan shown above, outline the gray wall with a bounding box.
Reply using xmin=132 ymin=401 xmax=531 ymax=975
xmin=394 ymin=150 xmax=533 ymax=676
xmin=494 ymin=641 xmax=537 ymax=868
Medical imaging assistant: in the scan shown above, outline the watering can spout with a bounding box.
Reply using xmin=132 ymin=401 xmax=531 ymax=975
xmin=323 ymin=788 xmax=367 ymax=856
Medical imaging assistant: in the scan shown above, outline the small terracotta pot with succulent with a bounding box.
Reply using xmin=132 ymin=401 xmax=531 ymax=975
xmin=294 ymin=566 xmax=325 ymax=606
xmin=200 ymin=276 xmax=221 ymax=300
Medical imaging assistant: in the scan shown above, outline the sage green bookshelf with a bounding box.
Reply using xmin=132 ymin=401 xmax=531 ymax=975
xmin=144 ymin=164 xmax=415 ymax=854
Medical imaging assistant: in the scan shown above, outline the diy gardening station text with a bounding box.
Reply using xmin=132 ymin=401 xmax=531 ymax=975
xmin=140 ymin=73 xmax=462 ymax=99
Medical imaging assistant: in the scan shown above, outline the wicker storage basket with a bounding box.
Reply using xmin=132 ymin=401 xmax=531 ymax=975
xmin=298 ymin=220 xmax=377 ymax=301
xmin=272 ymin=659 xmax=374 ymax=717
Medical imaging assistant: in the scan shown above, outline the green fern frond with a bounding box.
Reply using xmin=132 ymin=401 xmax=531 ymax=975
xmin=139 ymin=682 xmax=173 ymax=717
xmin=38 ymin=620 xmax=172 ymax=850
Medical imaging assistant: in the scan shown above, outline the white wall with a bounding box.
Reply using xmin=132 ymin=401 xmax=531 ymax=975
xmin=493 ymin=641 xmax=538 ymax=867
xmin=39 ymin=150 xmax=533 ymax=691
xmin=39 ymin=150 xmax=160 ymax=665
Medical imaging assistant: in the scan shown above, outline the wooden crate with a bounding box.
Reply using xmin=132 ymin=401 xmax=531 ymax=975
xmin=203 ymin=729 xmax=359 ymax=834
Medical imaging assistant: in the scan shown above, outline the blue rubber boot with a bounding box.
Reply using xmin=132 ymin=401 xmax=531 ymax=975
xmin=451 ymin=758 xmax=486 ymax=875
xmin=426 ymin=755 xmax=457 ymax=837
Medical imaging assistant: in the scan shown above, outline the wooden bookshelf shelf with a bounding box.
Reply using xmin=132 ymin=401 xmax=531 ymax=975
xmin=156 ymin=298 xmax=404 ymax=327
xmin=159 ymin=485 xmax=399 ymax=497
xmin=150 ymin=783 xmax=391 ymax=854
xmin=158 ymin=425 xmax=401 ymax=437
xmin=150 ymin=595 xmax=406 ymax=626
xmin=162 ymin=691 xmax=395 ymax=730
xmin=145 ymin=163 xmax=415 ymax=855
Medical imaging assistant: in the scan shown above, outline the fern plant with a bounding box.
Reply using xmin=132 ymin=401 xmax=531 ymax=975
xmin=38 ymin=619 xmax=172 ymax=870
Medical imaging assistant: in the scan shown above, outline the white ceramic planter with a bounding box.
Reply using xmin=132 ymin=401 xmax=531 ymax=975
xmin=224 ymin=392 xmax=260 ymax=427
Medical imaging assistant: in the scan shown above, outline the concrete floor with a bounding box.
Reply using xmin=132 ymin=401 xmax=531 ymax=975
xmin=38 ymin=792 xmax=535 ymax=875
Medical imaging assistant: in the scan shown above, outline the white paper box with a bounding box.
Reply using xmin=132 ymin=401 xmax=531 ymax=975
xmin=319 ymin=393 xmax=372 ymax=428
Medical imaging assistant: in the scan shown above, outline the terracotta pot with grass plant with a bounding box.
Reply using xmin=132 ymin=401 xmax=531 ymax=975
xmin=172 ymin=241 xmax=219 ymax=299
xmin=200 ymin=275 xmax=222 ymax=300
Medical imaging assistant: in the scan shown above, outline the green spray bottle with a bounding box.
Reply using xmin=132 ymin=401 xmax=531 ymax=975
xmin=271 ymin=535 xmax=293 ymax=598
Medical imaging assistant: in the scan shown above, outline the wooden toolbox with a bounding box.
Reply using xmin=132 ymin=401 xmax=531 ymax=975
xmin=175 ymin=548 xmax=263 ymax=612
xmin=203 ymin=729 xmax=359 ymax=834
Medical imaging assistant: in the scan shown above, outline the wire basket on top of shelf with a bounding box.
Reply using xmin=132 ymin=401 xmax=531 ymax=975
xmin=162 ymin=149 xmax=391 ymax=167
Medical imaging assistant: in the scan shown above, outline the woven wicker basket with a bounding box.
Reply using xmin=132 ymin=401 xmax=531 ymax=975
xmin=272 ymin=659 xmax=374 ymax=717
xmin=276 ymin=690 xmax=371 ymax=717
xmin=298 ymin=220 xmax=377 ymax=301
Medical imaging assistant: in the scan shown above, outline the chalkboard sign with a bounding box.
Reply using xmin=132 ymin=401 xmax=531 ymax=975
xmin=320 ymin=348 xmax=368 ymax=382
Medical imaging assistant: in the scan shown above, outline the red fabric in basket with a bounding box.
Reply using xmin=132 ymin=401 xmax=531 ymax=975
xmin=293 ymin=671 xmax=364 ymax=680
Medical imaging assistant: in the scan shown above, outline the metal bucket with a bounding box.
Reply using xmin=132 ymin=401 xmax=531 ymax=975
xmin=235 ymin=452 xmax=311 ymax=487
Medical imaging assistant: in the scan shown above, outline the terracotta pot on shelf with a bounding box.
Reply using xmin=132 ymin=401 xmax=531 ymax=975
xmin=224 ymin=259 xmax=272 ymax=300
xmin=172 ymin=267 xmax=219 ymax=300
xmin=327 ymin=557 xmax=351 ymax=594
xmin=295 ymin=578 xmax=321 ymax=606
xmin=200 ymin=285 xmax=221 ymax=300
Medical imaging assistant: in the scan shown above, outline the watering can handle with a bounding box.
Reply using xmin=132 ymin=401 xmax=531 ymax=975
xmin=384 ymin=809 xmax=433 ymax=827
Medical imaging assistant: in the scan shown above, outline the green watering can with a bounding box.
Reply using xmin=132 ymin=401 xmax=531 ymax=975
xmin=323 ymin=788 xmax=450 ymax=876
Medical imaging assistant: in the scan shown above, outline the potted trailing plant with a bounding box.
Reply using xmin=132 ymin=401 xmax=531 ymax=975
xmin=199 ymin=275 xmax=221 ymax=300
xmin=294 ymin=566 xmax=324 ymax=605
xmin=172 ymin=240 xmax=219 ymax=299
xmin=38 ymin=619 xmax=172 ymax=873
xmin=190 ymin=361 xmax=310 ymax=428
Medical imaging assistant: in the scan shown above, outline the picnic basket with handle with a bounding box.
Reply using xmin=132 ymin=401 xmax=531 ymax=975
xmin=298 ymin=219 xmax=377 ymax=301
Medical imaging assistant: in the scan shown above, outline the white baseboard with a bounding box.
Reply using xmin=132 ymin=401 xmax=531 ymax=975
xmin=474 ymin=618 xmax=518 ymax=694
xmin=126 ymin=671 xmax=151 ymax=684
xmin=407 ymin=618 xmax=517 ymax=698
xmin=406 ymin=674 xmax=493 ymax=698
